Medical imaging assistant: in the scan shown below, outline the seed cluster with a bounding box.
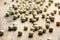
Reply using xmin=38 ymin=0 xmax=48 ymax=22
xmin=1 ymin=0 xmax=60 ymax=40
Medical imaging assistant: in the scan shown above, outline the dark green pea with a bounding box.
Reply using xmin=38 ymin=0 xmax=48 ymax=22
xmin=43 ymin=28 xmax=46 ymax=33
xmin=13 ymin=15 xmax=17 ymax=20
xmin=12 ymin=26 xmax=17 ymax=31
xmin=28 ymin=31 xmax=33 ymax=38
xmin=42 ymin=14 xmax=45 ymax=19
xmin=49 ymin=28 xmax=53 ymax=33
xmin=18 ymin=31 xmax=22 ymax=37
xmin=45 ymin=24 xmax=49 ymax=29
xmin=4 ymin=2 xmax=7 ymax=5
xmin=0 ymin=31 xmax=3 ymax=37
xmin=49 ymin=17 xmax=55 ymax=22
xmin=38 ymin=30 xmax=43 ymax=35
xmin=24 ymin=26 xmax=28 ymax=31
xmin=5 ymin=13 xmax=9 ymax=17
xmin=8 ymin=27 xmax=13 ymax=31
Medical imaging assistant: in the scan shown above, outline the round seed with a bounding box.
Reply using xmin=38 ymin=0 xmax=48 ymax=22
xmin=49 ymin=28 xmax=53 ymax=33
xmin=50 ymin=12 xmax=54 ymax=16
xmin=59 ymin=11 xmax=60 ymax=15
xmin=30 ymin=27 xmax=35 ymax=32
xmin=8 ymin=26 xmax=13 ymax=31
xmin=13 ymin=26 xmax=17 ymax=31
xmin=37 ymin=10 xmax=42 ymax=14
xmin=43 ymin=28 xmax=46 ymax=33
xmin=13 ymin=15 xmax=17 ymax=20
xmin=4 ymin=2 xmax=7 ymax=5
xmin=45 ymin=24 xmax=49 ymax=29
xmin=49 ymin=16 xmax=55 ymax=22
xmin=44 ymin=8 xmax=47 ymax=12
xmin=38 ymin=29 xmax=43 ymax=35
xmin=12 ymin=0 xmax=14 ymax=2
xmin=46 ymin=13 xmax=49 ymax=16
xmin=38 ymin=26 xmax=42 ymax=30
xmin=33 ymin=16 xmax=39 ymax=21
xmin=10 ymin=12 xmax=14 ymax=15
xmin=28 ymin=31 xmax=34 ymax=38
xmin=18 ymin=31 xmax=22 ymax=37
xmin=5 ymin=13 xmax=9 ymax=17
xmin=0 ymin=31 xmax=4 ymax=37
xmin=29 ymin=18 xmax=36 ymax=23
xmin=42 ymin=14 xmax=45 ymax=19
xmin=53 ymin=10 xmax=57 ymax=14
xmin=24 ymin=26 xmax=28 ymax=31
xmin=17 ymin=14 xmax=20 ymax=18
xmin=21 ymin=16 xmax=28 ymax=23
xmin=46 ymin=19 xmax=50 ymax=23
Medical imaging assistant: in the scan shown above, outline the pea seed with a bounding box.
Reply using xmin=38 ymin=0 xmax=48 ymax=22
xmin=4 ymin=2 xmax=7 ymax=5
xmin=42 ymin=14 xmax=45 ymax=19
xmin=49 ymin=16 xmax=55 ymax=22
xmin=28 ymin=31 xmax=34 ymax=38
xmin=38 ymin=29 xmax=43 ymax=35
xmin=13 ymin=26 xmax=17 ymax=31
xmin=18 ymin=31 xmax=22 ymax=37
xmin=24 ymin=26 xmax=28 ymax=31
xmin=8 ymin=26 xmax=13 ymax=31
xmin=5 ymin=13 xmax=9 ymax=17
xmin=13 ymin=15 xmax=17 ymax=20
xmin=45 ymin=24 xmax=49 ymax=29
xmin=29 ymin=18 xmax=36 ymax=23
xmin=0 ymin=31 xmax=4 ymax=37
xmin=43 ymin=28 xmax=46 ymax=33
xmin=30 ymin=27 xmax=35 ymax=32
xmin=49 ymin=28 xmax=53 ymax=33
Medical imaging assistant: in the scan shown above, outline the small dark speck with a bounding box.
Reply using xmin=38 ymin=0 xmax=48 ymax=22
xmin=4 ymin=2 xmax=7 ymax=5
xmin=12 ymin=0 xmax=14 ymax=2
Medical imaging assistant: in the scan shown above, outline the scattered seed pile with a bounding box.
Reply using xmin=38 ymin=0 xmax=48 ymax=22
xmin=0 ymin=0 xmax=60 ymax=40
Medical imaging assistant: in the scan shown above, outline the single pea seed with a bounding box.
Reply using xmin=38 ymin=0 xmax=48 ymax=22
xmin=0 ymin=31 xmax=4 ymax=37
xmin=49 ymin=28 xmax=53 ymax=33
xmin=42 ymin=14 xmax=45 ymax=19
xmin=12 ymin=0 xmax=14 ymax=2
xmin=13 ymin=15 xmax=17 ymax=20
xmin=59 ymin=11 xmax=60 ymax=15
xmin=49 ymin=17 xmax=55 ymax=22
xmin=12 ymin=26 xmax=17 ymax=31
xmin=29 ymin=18 xmax=36 ymax=23
xmin=10 ymin=12 xmax=14 ymax=15
xmin=43 ymin=28 xmax=46 ymax=33
xmin=46 ymin=19 xmax=50 ymax=24
xmin=8 ymin=26 xmax=13 ymax=31
xmin=24 ymin=26 xmax=28 ymax=31
xmin=44 ymin=8 xmax=47 ymax=12
xmin=5 ymin=13 xmax=9 ymax=17
xmin=28 ymin=31 xmax=34 ymax=38
xmin=38 ymin=29 xmax=43 ymax=35
xmin=53 ymin=10 xmax=57 ymax=14
xmin=50 ymin=12 xmax=54 ymax=16
xmin=4 ymin=2 xmax=7 ymax=5
xmin=38 ymin=26 xmax=42 ymax=30
xmin=18 ymin=31 xmax=22 ymax=37
xmin=30 ymin=27 xmax=35 ymax=32
xmin=45 ymin=24 xmax=49 ymax=29
xmin=46 ymin=13 xmax=49 ymax=16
